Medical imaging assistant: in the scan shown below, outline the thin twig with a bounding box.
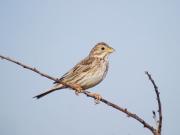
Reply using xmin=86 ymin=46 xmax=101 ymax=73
xmin=145 ymin=71 xmax=162 ymax=134
xmin=1 ymin=54 xmax=159 ymax=134
xmin=84 ymin=91 xmax=155 ymax=133
xmin=0 ymin=55 xmax=58 ymax=81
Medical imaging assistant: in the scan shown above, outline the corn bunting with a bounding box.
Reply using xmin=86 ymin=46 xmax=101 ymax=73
xmin=34 ymin=42 xmax=114 ymax=101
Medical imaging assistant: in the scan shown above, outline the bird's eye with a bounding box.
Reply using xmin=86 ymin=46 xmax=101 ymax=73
xmin=101 ymin=47 xmax=105 ymax=50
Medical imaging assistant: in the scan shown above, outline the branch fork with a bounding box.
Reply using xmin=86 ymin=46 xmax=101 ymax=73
xmin=0 ymin=54 xmax=162 ymax=135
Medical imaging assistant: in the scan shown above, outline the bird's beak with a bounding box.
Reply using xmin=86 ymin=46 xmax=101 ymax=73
xmin=108 ymin=47 xmax=115 ymax=53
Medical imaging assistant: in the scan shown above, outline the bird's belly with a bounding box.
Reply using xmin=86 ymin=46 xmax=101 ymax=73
xmin=82 ymin=75 xmax=103 ymax=89
xmin=80 ymin=66 xmax=107 ymax=89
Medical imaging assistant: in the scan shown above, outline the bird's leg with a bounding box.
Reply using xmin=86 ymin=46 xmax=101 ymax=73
xmin=88 ymin=92 xmax=102 ymax=104
xmin=73 ymin=84 xmax=84 ymax=95
xmin=65 ymin=83 xmax=83 ymax=95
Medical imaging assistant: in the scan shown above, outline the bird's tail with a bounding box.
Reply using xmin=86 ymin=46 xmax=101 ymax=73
xmin=33 ymin=84 xmax=65 ymax=99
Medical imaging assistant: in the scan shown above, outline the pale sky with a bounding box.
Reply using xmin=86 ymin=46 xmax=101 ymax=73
xmin=0 ymin=0 xmax=179 ymax=135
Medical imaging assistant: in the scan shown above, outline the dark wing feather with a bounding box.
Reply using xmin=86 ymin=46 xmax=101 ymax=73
xmin=54 ymin=57 xmax=94 ymax=84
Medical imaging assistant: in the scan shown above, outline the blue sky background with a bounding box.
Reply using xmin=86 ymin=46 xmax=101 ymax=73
xmin=0 ymin=0 xmax=179 ymax=135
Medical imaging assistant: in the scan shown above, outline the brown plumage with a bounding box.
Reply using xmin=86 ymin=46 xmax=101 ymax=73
xmin=34 ymin=42 xmax=114 ymax=99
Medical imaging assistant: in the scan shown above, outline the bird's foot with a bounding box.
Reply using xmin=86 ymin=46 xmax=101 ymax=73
xmin=65 ymin=83 xmax=83 ymax=95
xmin=70 ymin=83 xmax=83 ymax=95
xmin=75 ymin=88 xmax=84 ymax=96
xmin=88 ymin=92 xmax=102 ymax=104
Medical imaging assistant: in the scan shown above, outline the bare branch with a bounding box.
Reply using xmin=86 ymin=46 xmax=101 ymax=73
xmin=0 ymin=54 xmax=58 ymax=81
xmin=84 ymin=91 xmax=156 ymax=133
xmin=1 ymin=54 xmax=161 ymax=134
xmin=145 ymin=71 xmax=162 ymax=134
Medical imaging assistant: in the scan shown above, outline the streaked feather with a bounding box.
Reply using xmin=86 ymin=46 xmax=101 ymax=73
xmin=34 ymin=42 xmax=113 ymax=99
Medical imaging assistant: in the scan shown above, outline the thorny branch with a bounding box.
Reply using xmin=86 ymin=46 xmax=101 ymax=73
xmin=0 ymin=54 xmax=162 ymax=135
xmin=145 ymin=71 xmax=162 ymax=134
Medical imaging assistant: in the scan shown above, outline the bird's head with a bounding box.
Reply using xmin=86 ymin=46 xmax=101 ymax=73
xmin=89 ymin=42 xmax=115 ymax=59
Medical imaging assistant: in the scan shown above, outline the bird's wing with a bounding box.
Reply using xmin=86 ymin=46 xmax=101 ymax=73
xmin=54 ymin=57 xmax=94 ymax=83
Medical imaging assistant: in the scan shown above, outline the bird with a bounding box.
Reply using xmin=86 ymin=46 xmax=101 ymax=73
xmin=33 ymin=42 xmax=114 ymax=102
